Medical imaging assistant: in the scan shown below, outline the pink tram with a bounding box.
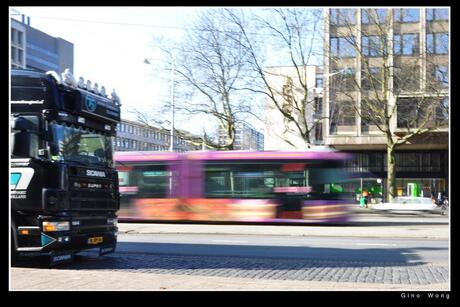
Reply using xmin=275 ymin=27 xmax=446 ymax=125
xmin=115 ymin=150 xmax=354 ymax=224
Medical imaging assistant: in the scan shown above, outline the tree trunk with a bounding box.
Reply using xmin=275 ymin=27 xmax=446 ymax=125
xmin=386 ymin=144 xmax=396 ymax=202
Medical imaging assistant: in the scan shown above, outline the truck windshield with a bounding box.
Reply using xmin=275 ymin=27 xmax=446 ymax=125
xmin=49 ymin=121 xmax=113 ymax=167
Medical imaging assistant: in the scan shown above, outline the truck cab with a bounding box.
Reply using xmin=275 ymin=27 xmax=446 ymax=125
xmin=10 ymin=69 xmax=121 ymax=265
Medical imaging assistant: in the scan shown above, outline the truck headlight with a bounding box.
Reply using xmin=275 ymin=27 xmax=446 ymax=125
xmin=107 ymin=218 xmax=118 ymax=226
xmin=42 ymin=221 xmax=70 ymax=232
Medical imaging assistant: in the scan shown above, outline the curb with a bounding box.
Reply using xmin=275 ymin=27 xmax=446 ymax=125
xmin=117 ymin=223 xmax=449 ymax=239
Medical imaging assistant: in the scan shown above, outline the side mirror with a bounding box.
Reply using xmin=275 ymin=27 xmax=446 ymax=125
xmin=11 ymin=131 xmax=39 ymax=158
xmin=11 ymin=116 xmax=40 ymax=158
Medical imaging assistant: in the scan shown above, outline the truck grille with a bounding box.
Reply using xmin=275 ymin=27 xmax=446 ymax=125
xmin=69 ymin=176 xmax=117 ymax=210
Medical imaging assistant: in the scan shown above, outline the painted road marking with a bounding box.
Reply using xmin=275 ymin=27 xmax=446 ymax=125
xmin=355 ymin=243 xmax=398 ymax=247
xmin=211 ymin=240 xmax=249 ymax=243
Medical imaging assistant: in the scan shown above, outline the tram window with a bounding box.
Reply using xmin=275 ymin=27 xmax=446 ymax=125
xmin=204 ymin=163 xmax=276 ymax=198
xmin=132 ymin=164 xmax=176 ymax=198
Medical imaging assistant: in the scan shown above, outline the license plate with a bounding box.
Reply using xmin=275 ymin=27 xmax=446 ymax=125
xmin=88 ymin=236 xmax=103 ymax=245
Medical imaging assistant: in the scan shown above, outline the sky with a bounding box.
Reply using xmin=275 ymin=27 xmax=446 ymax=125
xmin=10 ymin=6 xmax=322 ymax=135
xmin=10 ymin=6 xmax=212 ymax=134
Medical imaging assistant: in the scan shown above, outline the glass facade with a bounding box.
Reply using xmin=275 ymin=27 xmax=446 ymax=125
xmin=393 ymin=8 xmax=420 ymax=23
xmin=325 ymin=8 xmax=448 ymax=202
xmin=330 ymin=37 xmax=356 ymax=58
xmin=426 ymin=8 xmax=448 ymax=21
xmin=362 ymin=35 xmax=387 ymax=57
xmin=394 ymin=33 xmax=419 ymax=55
xmin=344 ymin=150 xmax=448 ymax=201
xmin=361 ymin=8 xmax=388 ymax=24
xmin=115 ymin=120 xmax=201 ymax=152
xmin=330 ymin=8 xmax=356 ymax=25
xmin=426 ymin=32 xmax=449 ymax=54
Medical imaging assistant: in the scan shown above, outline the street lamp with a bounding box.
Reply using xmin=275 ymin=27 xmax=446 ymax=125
xmin=170 ymin=57 xmax=175 ymax=152
xmin=144 ymin=56 xmax=175 ymax=152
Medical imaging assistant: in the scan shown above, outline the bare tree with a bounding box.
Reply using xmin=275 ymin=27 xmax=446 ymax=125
xmin=326 ymin=8 xmax=449 ymax=201
xmin=226 ymin=8 xmax=324 ymax=149
xmin=141 ymin=8 xmax=259 ymax=150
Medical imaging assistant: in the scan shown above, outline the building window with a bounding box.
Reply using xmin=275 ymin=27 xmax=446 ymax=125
xmin=426 ymin=33 xmax=449 ymax=54
xmin=314 ymin=97 xmax=323 ymax=117
xmin=330 ymin=8 xmax=356 ymax=25
xmin=11 ymin=28 xmax=17 ymax=43
xmin=315 ymin=73 xmax=323 ymax=88
xmin=394 ymin=65 xmax=420 ymax=91
xmin=435 ymin=97 xmax=449 ymax=125
xmin=435 ymin=66 xmax=448 ymax=88
xmin=26 ymin=54 xmax=59 ymax=71
xmin=397 ymin=99 xmax=417 ymax=128
xmin=361 ymin=67 xmax=382 ymax=91
xmin=331 ymin=68 xmax=356 ymax=92
xmin=361 ymin=8 xmax=388 ymax=24
xmin=315 ymin=122 xmax=323 ymax=142
xmin=17 ymin=31 xmax=23 ymax=46
xmin=427 ymin=64 xmax=448 ymax=88
xmin=362 ymin=35 xmax=387 ymax=57
xmin=361 ymin=100 xmax=385 ymax=128
xmin=394 ymin=33 xmax=419 ymax=55
xmin=393 ymin=8 xmax=420 ymax=23
xmin=330 ymin=100 xmax=356 ymax=126
xmin=396 ymin=98 xmax=438 ymax=128
xmin=26 ymin=43 xmax=59 ymax=60
xmin=426 ymin=8 xmax=448 ymax=21
xmin=330 ymin=37 xmax=356 ymax=58
xmin=11 ymin=46 xmax=16 ymax=62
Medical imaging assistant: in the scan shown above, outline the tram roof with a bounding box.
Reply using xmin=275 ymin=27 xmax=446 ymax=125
xmin=114 ymin=150 xmax=351 ymax=162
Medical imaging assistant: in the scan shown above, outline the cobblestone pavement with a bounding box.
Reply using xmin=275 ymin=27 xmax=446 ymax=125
xmin=71 ymin=252 xmax=449 ymax=285
xmin=11 ymin=251 xmax=449 ymax=290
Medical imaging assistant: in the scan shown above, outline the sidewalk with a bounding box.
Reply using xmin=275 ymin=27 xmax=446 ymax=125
xmin=350 ymin=205 xmax=446 ymax=215
xmin=118 ymin=221 xmax=449 ymax=239
xmin=10 ymin=267 xmax=449 ymax=291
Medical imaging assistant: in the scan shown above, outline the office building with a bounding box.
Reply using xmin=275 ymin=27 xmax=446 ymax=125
xmin=11 ymin=18 xmax=26 ymax=69
xmin=10 ymin=14 xmax=74 ymax=73
xmin=115 ymin=119 xmax=202 ymax=152
xmin=264 ymin=65 xmax=324 ymax=150
xmin=218 ymin=122 xmax=264 ymax=151
xmin=323 ymin=7 xmax=449 ymax=199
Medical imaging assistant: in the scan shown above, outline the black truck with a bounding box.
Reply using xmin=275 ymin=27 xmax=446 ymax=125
xmin=10 ymin=68 xmax=121 ymax=265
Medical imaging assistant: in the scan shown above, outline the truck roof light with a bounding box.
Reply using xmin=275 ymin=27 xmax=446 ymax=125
xmin=61 ymin=68 xmax=77 ymax=87
xmin=93 ymin=83 xmax=100 ymax=94
xmin=46 ymin=71 xmax=62 ymax=84
xmin=86 ymin=80 xmax=92 ymax=92
xmin=100 ymin=86 xmax=107 ymax=97
xmin=77 ymin=76 xmax=85 ymax=89
xmin=111 ymin=89 xmax=121 ymax=106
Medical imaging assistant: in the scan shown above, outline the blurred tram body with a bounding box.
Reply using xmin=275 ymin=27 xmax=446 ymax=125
xmin=115 ymin=150 xmax=354 ymax=224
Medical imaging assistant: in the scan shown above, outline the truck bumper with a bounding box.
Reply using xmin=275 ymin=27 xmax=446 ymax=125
xmin=16 ymin=227 xmax=118 ymax=257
